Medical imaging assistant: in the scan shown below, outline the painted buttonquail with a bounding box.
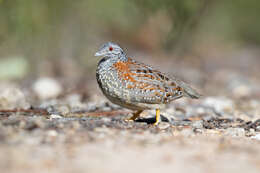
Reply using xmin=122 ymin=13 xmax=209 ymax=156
xmin=95 ymin=42 xmax=200 ymax=125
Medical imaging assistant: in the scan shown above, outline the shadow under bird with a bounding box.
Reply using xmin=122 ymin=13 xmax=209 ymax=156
xmin=95 ymin=42 xmax=201 ymax=125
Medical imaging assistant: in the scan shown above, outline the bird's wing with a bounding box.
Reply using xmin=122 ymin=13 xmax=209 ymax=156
xmin=113 ymin=58 xmax=185 ymax=104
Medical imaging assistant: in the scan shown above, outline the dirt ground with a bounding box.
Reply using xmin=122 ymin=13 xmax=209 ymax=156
xmin=1 ymin=47 xmax=260 ymax=173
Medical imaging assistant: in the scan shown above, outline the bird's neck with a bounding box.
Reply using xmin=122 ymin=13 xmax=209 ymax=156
xmin=98 ymin=53 xmax=128 ymax=67
xmin=109 ymin=52 xmax=128 ymax=61
xmin=118 ymin=53 xmax=128 ymax=61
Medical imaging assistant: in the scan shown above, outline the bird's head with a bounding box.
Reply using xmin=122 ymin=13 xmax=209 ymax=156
xmin=95 ymin=42 xmax=125 ymax=57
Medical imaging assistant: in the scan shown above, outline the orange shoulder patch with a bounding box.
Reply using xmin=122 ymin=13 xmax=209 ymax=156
xmin=113 ymin=61 xmax=136 ymax=82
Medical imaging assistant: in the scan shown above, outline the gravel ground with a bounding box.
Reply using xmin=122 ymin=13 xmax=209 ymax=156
xmin=1 ymin=92 xmax=260 ymax=173
xmin=1 ymin=48 xmax=260 ymax=173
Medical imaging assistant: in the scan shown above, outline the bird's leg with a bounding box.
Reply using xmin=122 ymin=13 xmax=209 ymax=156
xmin=126 ymin=110 xmax=143 ymax=121
xmin=153 ymin=109 xmax=160 ymax=125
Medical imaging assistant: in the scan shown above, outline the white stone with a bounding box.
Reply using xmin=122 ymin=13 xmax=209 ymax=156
xmin=33 ymin=77 xmax=63 ymax=99
xmin=202 ymin=97 xmax=234 ymax=113
xmin=192 ymin=120 xmax=203 ymax=129
xmin=47 ymin=130 xmax=58 ymax=137
xmin=232 ymin=85 xmax=251 ymax=98
xmin=50 ymin=114 xmax=62 ymax=120
xmin=225 ymin=128 xmax=245 ymax=137
xmin=251 ymin=134 xmax=260 ymax=140
xmin=0 ymin=85 xmax=30 ymax=109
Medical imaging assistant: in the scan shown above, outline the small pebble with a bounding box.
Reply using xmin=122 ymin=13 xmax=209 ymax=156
xmin=44 ymin=130 xmax=58 ymax=143
xmin=225 ymin=128 xmax=245 ymax=137
xmin=47 ymin=130 xmax=58 ymax=137
xmin=0 ymin=86 xmax=30 ymax=109
xmin=196 ymin=107 xmax=206 ymax=114
xmin=33 ymin=77 xmax=63 ymax=99
xmin=203 ymin=97 xmax=234 ymax=114
xmin=56 ymin=105 xmax=70 ymax=115
xmin=101 ymin=106 xmax=112 ymax=112
xmin=251 ymin=134 xmax=260 ymax=140
xmin=193 ymin=128 xmax=203 ymax=133
xmin=102 ymin=117 xmax=111 ymax=123
xmin=94 ymin=127 xmax=109 ymax=133
xmin=246 ymin=128 xmax=256 ymax=137
xmin=181 ymin=128 xmax=194 ymax=137
xmin=192 ymin=120 xmax=203 ymax=129
xmin=232 ymin=85 xmax=251 ymax=98
xmin=158 ymin=122 xmax=170 ymax=130
xmin=50 ymin=114 xmax=63 ymax=120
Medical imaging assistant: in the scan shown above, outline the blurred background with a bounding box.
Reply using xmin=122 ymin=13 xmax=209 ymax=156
xmin=0 ymin=0 xmax=259 ymax=100
xmin=1 ymin=2 xmax=260 ymax=172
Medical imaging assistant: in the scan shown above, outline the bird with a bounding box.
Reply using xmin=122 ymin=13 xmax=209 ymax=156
xmin=95 ymin=42 xmax=200 ymax=125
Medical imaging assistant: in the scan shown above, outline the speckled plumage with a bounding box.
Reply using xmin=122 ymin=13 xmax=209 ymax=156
xmin=95 ymin=42 xmax=200 ymax=124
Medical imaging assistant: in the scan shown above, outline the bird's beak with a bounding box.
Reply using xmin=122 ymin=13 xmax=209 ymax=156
xmin=94 ymin=51 xmax=102 ymax=57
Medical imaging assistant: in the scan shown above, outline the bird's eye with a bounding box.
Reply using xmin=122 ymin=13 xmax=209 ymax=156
xmin=109 ymin=46 xmax=113 ymax=51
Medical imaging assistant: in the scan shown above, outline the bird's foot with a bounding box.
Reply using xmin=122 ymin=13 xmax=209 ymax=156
xmin=152 ymin=109 xmax=161 ymax=126
xmin=125 ymin=110 xmax=143 ymax=122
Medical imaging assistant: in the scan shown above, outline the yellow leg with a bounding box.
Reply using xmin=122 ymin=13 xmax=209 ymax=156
xmin=153 ymin=109 xmax=160 ymax=125
xmin=126 ymin=110 xmax=143 ymax=121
